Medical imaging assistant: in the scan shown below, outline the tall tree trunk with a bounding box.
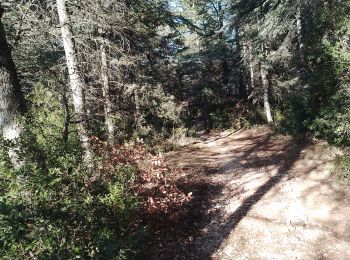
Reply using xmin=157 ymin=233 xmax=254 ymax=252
xmin=0 ymin=6 xmax=25 ymax=167
xmin=296 ymin=0 xmax=307 ymax=87
xmin=235 ymin=26 xmax=246 ymax=100
xmin=222 ymin=59 xmax=229 ymax=85
xmin=100 ymin=40 xmax=114 ymax=144
xmin=296 ymin=0 xmax=305 ymax=64
xmin=218 ymin=1 xmax=224 ymax=29
xmin=260 ymin=62 xmax=273 ymax=125
xmin=56 ymin=0 xmax=92 ymax=164
xmin=247 ymin=41 xmax=255 ymax=99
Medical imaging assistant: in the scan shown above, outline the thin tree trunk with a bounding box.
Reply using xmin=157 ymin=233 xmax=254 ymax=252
xmin=222 ymin=59 xmax=229 ymax=85
xmin=134 ymin=88 xmax=141 ymax=131
xmin=62 ymin=82 xmax=70 ymax=148
xmin=296 ymin=0 xmax=305 ymax=64
xmin=248 ymin=41 xmax=255 ymax=99
xmin=100 ymin=40 xmax=114 ymax=144
xmin=260 ymin=62 xmax=273 ymax=125
xmin=235 ymin=26 xmax=246 ymax=100
xmin=296 ymin=0 xmax=307 ymax=87
xmin=56 ymin=0 xmax=92 ymax=164
xmin=0 ymin=6 xmax=25 ymax=167
xmin=218 ymin=2 xmax=229 ymax=87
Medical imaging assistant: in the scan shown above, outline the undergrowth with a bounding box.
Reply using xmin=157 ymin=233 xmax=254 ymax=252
xmin=333 ymin=154 xmax=350 ymax=184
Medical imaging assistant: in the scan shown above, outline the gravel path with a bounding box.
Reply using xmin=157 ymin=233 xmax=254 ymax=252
xmin=164 ymin=126 xmax=350 ymax=260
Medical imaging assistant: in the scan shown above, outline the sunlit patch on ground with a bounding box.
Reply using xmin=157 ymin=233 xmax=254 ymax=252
xmin=151 ymin=126 xmax=350 ymax=259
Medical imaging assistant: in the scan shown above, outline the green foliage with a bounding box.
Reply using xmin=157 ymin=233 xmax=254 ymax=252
xmin=274 ymin=92 xmax=308 ymax=135
xmin=310 ymin=87 xmax=350 ymax=145
xmin=20 ymin=84 xmax=80 ymax=168
xmin=131 ymin=84 xmax=181 ymax=141
xmin=4 ymin=0 xmax=350 ymax=256
xmin=207 ymin=104 xmax=264 ymax=130
xmin=334 ymin=154 xmax=350 ymax=184
xmin=259 ymin=0 xmax=350 ymax=144
xmin=0 ymin=85 xmax=144 ymax=259
xmin=0 ymin=143 xmax=143 ymax=259
xmin=303 ymin=0 xmax=350 ymax=145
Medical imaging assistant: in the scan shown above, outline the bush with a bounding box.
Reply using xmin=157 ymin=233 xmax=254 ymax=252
xmin=310 ymin=87 xmax=350 ymax=146
xmin=334 ymin=153 xmax=350 ymax=184
xmin=0 ymin=140 xmax=144 ymax=259
xmin=0 ymin=85 xmax=145 ymax=259
xmin=207 ymin=102 xmax=264 ymax=131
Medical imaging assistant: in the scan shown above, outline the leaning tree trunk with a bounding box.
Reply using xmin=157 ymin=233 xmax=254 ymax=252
xmin=56 ymin=0 xmax=92 ymax=165
xmin=100 ymin=39 xmax=114 ymax=145
xmin=0 ymin=6 xmax=26 ymax=167
xmin=260 ymin=62 xmax=273 ymax=125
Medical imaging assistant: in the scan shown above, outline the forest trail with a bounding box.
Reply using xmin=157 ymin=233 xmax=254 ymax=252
xmin=163 ymin=126 xmax=350 ymax=259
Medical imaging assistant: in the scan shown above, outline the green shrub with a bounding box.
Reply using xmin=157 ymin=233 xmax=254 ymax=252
xmin=0 ymin=85 xmax=145 ymax=259
xmin=208 ymin=103 xmax=265 ymax=131
xmin=334 ymin=153 xmax=350 ymax=184
xmin=310 ymin=87 xmax=350 ymax=146
xmin=0 ymin=148 xmax=144 ymax=259
xmin=0 ymin=141 xmax=144 ymax=259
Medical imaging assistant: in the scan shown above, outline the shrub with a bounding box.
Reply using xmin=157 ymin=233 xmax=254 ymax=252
xmin=0 ymin=141 xmax=144 ymax=259
xmin=310 ymin=87 xmax=350 ymax=146
xmin=334 ymin=153 xmax=350 ymax=184
xmin=0 ymin=85 xmax=145 ymax=259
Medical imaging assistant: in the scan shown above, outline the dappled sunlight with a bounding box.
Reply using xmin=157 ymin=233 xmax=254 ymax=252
xmin=2 ymin=0 xmax=350 ymax=258
xmin=159 ymin=127 xmax=350 ymax=259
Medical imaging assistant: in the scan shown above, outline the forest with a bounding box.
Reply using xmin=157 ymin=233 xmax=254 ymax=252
xmin=1 ymin=0 xmax=350 ymax=259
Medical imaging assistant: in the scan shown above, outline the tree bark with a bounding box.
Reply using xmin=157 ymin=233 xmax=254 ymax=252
xmin=296 ymin=0 xmax=305 ymax=64
xmin=62 ymin=82 xmax=70 ymax=148
xmin=260 ymin=62 xmax=273 ymax=124
xmin=134 ymin=88 xmax=141 ymax=131
xmin=296 ymin=0 xmax=308 ymax=87
xmin=235 ymin=26 xmax=246 ymax=100
xmin=0 ymin=6 xmax=26 ymax=167
xmin=56 ymin=0 xmax=92 ymax=164
xmin=100 ymin=39 xmax=114 ymax=144
xmin=248 ymin=41 xmax=255 ymax=98
xmin=222 ymin=59 xmax=229 ymax=85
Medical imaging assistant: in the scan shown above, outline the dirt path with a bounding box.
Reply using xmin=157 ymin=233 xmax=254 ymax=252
xmin=162 ymin=126 xmax=350 ymax=259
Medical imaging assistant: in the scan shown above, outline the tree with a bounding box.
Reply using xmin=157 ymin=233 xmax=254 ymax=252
xmin=99 ymin=37 xmax=114 ymax=144
xmin=0 ymin=5 xmax=25 ymax=167
xmin=56 ymin=0 xmax=92 ymax=164
xmin=260 ymin=60 xmax=273 ymax=124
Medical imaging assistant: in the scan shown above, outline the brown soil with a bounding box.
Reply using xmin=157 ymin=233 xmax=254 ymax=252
xmin=153 ymin=126 xmax=350 ymax=260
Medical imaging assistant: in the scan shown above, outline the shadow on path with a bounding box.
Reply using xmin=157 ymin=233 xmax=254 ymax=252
xmin=152 ymin=128 xmax=310 ymax=259
xmin=186 ymin=137 xmax=308 ymax=259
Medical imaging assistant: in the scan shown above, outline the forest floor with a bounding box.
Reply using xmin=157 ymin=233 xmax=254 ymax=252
xmin=150 ymin=126 xmax=350 ymax=259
